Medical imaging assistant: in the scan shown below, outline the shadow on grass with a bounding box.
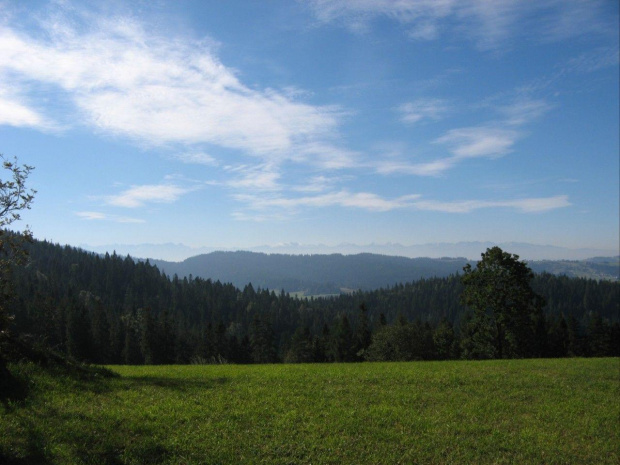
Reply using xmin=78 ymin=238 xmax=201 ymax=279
xmin=0 ymin=365 xmax=29 ymax=409
xmin=0 ymin=418 xmax=53 ymax=464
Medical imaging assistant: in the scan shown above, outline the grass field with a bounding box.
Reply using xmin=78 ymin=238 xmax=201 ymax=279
xmin=1 ymin=358 xmax=618 ymax=464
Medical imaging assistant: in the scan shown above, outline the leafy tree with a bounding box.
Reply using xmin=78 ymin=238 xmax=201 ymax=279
xmin=433 ymin=317 xmax=458 ymax=360
xmin=364 ymin=321 xmax=427 ymax=362
xmin=461 ymin=247 xmax=545 ymax=358
xmin=459 ymin=309 xmax=497 ymax=360
xmin=0 ymin=155 xmax=35 ymax=369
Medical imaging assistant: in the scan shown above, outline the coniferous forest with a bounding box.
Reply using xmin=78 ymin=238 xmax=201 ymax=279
xmin=7 ymin=235 xmax=620 ymax=365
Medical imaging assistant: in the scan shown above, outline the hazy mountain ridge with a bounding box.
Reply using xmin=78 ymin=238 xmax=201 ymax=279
xmin=149 ymin=251 xmax=619 ymax=295
xmin=82 ymin=241 xmax=618 ymax=262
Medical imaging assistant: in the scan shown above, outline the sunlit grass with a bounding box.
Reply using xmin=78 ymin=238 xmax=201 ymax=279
xmin=1 ymin=358 xmax=618 ymax=464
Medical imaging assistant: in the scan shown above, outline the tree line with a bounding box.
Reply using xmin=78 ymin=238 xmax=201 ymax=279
xmin=3 ymin=236 xmax=618 ymax=365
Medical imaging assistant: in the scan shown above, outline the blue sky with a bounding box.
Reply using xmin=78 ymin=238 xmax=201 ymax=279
xmin=0 ymin=0 xmax=618 ymax=260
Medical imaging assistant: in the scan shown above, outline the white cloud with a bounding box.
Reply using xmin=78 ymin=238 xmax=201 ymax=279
xmin=235 ymin=189 xmax=570 ymax=215
xmin=0 ymin=9 xmax=348 ymax=166
xmin=412 ymin=195 xmax=571 ymax=213
xmin=76 ymin=211 xmax=145 ymax=223
xmin=374 ymin=158 xmax=454 ymax=177
xmin=236 ymin=190 xmax=422 ymax=212
xmin=499 ymin=98 xmax=551 ymax=126
xmin=378 ymin=96 xmax=545 ymax=178
xmin=105 ymin=183 xmax=197 ymax=208
xmin=225 ymin=164 xmax=282 ymax=191
xmin=0 ymin=89 xmax=48 ymax=128
xmin=293 ymin=175 xmax=342 ymax=193
xmin=399 ymin=98 xmax=450 ymax=124
xmin=173 ymin=152 xmax=218 ymax=166
xmin=566 ymin=46 xmax=620 ymax=73
xmin=435 ymin=126 xmax=518 ymax=159
xmin=304 ymin=0 xmax=616 ymax=48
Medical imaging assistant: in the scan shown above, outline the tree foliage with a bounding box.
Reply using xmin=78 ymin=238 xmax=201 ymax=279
xmin=0 ymin=155 xmax=35 ymax=365
xmin=461 ymin=247 xmax=546 ymax=358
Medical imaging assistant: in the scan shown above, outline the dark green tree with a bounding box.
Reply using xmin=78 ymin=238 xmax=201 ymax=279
xmin=138 ymin=307 xmax=159 ymax=364
xmin=433 ymin=317 xmax=458 ymax=360
xmin=330 ymin=314 xmax=355 ymax=362
xmin=566 ymin=314 xmax=584 ymax=357
xmin=250 ymin=316 xmax=278 ymax=363
xmin=547 ymin=315 xmax=569 ymax=357
xmin=365 ymin=322 xmax=433 ymax=362
xmin=587 ymin=313 xmax=612 ymax=357
xmin=284 ymin=326 xmax=314 ymax=363
xmin=461 ymin=247 xmax=545 ymax=358
xmin=65 ymin=298 xmax=93 ymax=362
xmin=459 ymin=309 xmax=497 ymax=360
xmin=354 ymin=303 xmax=372 ymax=360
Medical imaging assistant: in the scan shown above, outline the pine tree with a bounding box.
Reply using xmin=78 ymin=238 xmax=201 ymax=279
xmin=250 ymin=316 xmax=278 ymax=363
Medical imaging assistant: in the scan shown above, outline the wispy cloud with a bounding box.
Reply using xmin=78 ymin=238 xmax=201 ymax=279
xmin=173 ymin=152 xmax=218 ymax=166
xmin=235 ymin=190 xmax=422 ymax=213
xmin=498 ymin=98 xmax=552 ymax=126
xmin=399 ymin=98 xmax=450 ymax=124
xmin=105 ymin=183 xmax=198 ymax=208
xmin=374 ymin=158 xmax=454 ymax=177
xmin=304 ymin=0 xmax=616 ymax=49
xmin=566 ymin=46 xmax=620 ymax=73
xmin=225 ymin=164 xmax=282 ymax=191
xmin=0 ymin=88 xmax=49 ymax=128
xmin=378 ymin=95 xmax=549 ymax=177
xmin=413 ymin=195 xmax=571 ymax=213
xmin=435 ymin=126 xmax=519 ymax=159
xmin=293 ymin=175 xmax=344 ymax=193
xmin=234 ymin=190 xmax=570 ymax=215
xmin=76 ymin=211 xmax=145 ymax=223
xmin=0 ymin=7 xmax=348 ymax=167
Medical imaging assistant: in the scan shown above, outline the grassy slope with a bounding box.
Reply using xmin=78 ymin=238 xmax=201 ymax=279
xmin=1 ymin=358 xmax=618 ymax=464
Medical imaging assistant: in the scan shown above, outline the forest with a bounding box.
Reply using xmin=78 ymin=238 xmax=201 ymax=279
xmin=5 ymin=235 xmax=619 ymax=365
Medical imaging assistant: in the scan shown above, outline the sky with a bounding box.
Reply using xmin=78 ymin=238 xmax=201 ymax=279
xmin=0 ymin=0 xmax=618 ymax=261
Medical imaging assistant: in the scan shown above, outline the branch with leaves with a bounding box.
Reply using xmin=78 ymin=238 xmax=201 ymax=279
xmin=0 ymin=154 xmax=36 ymax=353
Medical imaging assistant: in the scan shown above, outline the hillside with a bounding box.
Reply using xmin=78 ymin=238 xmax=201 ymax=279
xmin=150 ymin=251 xmax=619 ymax=294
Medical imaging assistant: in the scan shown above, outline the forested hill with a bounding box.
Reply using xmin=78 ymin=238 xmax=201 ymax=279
xmin=149 ymin=252 xmax=471 ymax=294
xmin=7 ymin=236 xmax=619 ymax=365
xmin=150 ymin=251 xmax=619 ymax=294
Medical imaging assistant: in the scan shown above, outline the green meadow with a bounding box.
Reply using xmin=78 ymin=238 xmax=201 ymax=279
xmin=1 ymin=358 xmax=618 ymax=464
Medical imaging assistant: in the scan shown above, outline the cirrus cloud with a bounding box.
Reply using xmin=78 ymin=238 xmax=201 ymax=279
xmin=105 ymin=183 xmax=199 ymax=208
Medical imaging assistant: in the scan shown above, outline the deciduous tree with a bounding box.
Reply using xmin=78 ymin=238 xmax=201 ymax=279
xmin=0 ymin=155 xmax=35 ymax=368
xmin=461 ymin=247 xmax=545 ymax=358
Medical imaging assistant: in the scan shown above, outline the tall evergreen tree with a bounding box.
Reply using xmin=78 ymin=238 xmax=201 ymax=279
xmin=65 ymin=298 xmax=92 ymax=362
xmin=250 ymin=316 xmax=278 ymax=363
xmin=330 ymin=314 xmax=355 ymax=362
xmin=354 ymin=303 xmax=372 ymax=360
